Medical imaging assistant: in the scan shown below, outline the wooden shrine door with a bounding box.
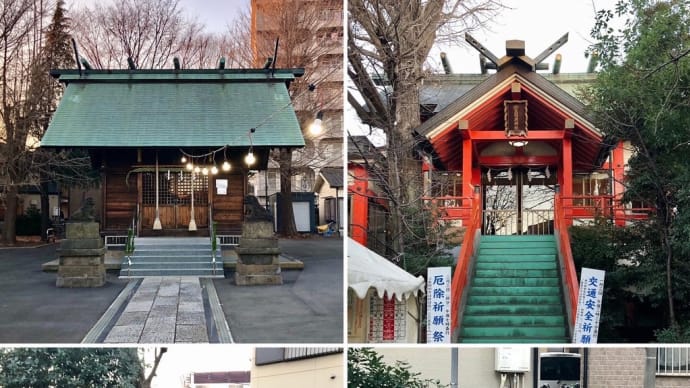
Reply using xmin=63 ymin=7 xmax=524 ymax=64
xmin=141 ymin=171 xmax=208 ymax=231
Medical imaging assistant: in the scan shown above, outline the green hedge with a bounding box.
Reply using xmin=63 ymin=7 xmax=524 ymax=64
xmin=15 ymin=206 xmax=42 ymax=236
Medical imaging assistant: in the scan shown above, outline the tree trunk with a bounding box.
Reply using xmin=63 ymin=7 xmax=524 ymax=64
xmin=278 ymin=148 xmax=298 ymax=237
xmin=663 ymin=226 xmax=676 ymax=327
xmin=40 ymin=181 xmax=50 ymax=242
xmin=3 ymin=186 xmax=18 ymax=245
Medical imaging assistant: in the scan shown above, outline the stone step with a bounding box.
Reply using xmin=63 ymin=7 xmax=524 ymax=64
xmin=130 ymin=255 xmax=216 ymax=262
xmin=475 ymin=261 xmax=558 ymax=270
xmin=471 ymin=277 xmax=561 ymax=288
xmin=480 ymin=235 xmax=555 ymax=242
xmin=469 ymin=285 xmax=561 ymax=296
xmin=464 ymin=303 xmax=564 ymax=315
xmin=125 ymin=262 xmax=217 ymax=270
xmin=462 ymin=313 xmax=565 ymax=326
xmin=119 ymin=268 xmax=223 ymax=277
xmin=475 ymin=254 xmax=556 ymax=262
xmin=460 ymin=325 xmax=568 ymax=339
xmin=134 ymin=250 xmax=213 ymax=257
xmin=475 ymin=269 xmax=559 ymax=278
xmin=479 ymin=240 xmax=556 ymax=249
xmin=467 ymin=293 xmax=562 ymax=304
xmin=461 ymin=337 xmax=567 ymax=344
xmin=119 ymin=237 xmax=216 ymax=277
xmin=478 ymin=247 xmax=557 ymax=255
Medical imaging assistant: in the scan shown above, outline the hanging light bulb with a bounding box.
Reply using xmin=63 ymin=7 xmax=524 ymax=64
xmin=211 ymin=166 xmax=219 ymax=175
xmin=181 ymin=156 xmax=187 ymax=163
xmin=201 ymin=167 xmax=209 ymax=175
xmin=308 ymin=111 xmax=324 ymax=136
xmin=186 ymin=162 xmax=194 ymax=171
xmin=194 ymin=166 xmax=201 ymax=173
xmin=245 ymin=150 xmax=256 ymax=166
xmin=222 ymin=161 xmax=231 ymax=172
xmin=487 ymin=169 xmax=492 ymax=182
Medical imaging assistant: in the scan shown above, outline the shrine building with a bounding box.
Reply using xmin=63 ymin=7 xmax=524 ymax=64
xmin=348 ymin=35 xmax=648 ymax=343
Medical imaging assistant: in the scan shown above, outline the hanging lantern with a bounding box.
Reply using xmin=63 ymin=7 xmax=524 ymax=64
xmin=245 ymin=150 xmax=256 ymax=166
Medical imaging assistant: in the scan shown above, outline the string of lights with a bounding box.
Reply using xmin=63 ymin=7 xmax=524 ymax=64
xmin=176 ymin=63 xmax=342 ymax=176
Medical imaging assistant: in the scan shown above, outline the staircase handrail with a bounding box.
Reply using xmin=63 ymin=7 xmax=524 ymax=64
xmin=125 ymin=226 xmax=135 ymax=278
xmin=450 ymin=191 xmax=482 ymax=338
xmin=554 ymin=193 xmax=579 ymax=335
xmin=129 ymin=203 xmax=140 ymax=237
xmin=209 ymin=205 xmax=217 ymax=275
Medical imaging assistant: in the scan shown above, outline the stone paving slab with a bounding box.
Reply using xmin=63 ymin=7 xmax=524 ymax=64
xmin=152 ymin=296 xmax=178 ymax=306
xmin=177 ymin=311 xmax=205 ymax=325
xmin=175 ymin=324 xmax=208 ymax=342
xmin=104 ymin=325 xmax=144 ymax=343
xmin=178 ymin=301 xmax=204 ymax=313
xmin=91 ymin=276 xmax=216 ymax=343
xmin=114 ymin=311 xmax=149 ymax=326
xmin=123 ymin=300 xmax=154 ymax=312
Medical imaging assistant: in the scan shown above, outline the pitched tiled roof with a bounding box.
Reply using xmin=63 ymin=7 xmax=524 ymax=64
xmin=415 ymin=63 xmax=597 ymax=137
xmin=318 ymin=167 xmax=344 ymax=188
xmin=41 ymin=69 xmax=305 ymax=149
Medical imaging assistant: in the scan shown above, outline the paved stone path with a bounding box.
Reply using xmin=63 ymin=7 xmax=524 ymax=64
xmin=102 ymin=277 xmax=209 ymax=343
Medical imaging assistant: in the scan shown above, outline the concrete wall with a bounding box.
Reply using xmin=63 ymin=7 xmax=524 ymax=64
xmin=375 ymin=348 xmax=535 ymax=388
xmin=250 ymin=353 xmax=342 ymax=388
xmin=656 ymin=376 xmax=690 ymax=388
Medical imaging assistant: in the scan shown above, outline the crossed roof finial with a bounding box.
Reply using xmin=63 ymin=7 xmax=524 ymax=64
xmin=465 ymin=33 xmax=569 ymax=72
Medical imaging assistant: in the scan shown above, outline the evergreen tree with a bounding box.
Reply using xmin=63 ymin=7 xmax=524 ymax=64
xmin=586 ymin=0 xmax=690 ymax=336
xmin=0 ymin=348 xmax=143 ymax=388
xmin=348 ymin=348 xmax=447 ymax=388
xmin=29 ymin=0 xmax=76 ymax=241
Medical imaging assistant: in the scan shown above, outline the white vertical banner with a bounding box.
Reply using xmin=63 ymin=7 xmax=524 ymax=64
xmin=572 ymin=267 xmax=605 ymax=344
xmin=427 ymin=266 xmax=451 ymax=343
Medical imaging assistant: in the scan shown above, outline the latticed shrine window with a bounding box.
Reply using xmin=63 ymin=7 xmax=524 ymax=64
xmin=142 ymin=172 xmax=208 ymax=206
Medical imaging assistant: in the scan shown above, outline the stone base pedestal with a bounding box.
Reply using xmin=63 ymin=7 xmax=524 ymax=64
xmin=235 ymin=220 xmax=282 ymax=285
xmin=56 ymin=222 xmax=106 ymax=288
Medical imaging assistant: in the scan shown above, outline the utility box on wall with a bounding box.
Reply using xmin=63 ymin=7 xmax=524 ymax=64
xmin=495 ymin=347 xmax=531 ymax=373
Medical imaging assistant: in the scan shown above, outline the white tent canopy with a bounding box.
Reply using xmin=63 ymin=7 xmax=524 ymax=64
xmin=348 ymin=238 xmax=425 ymax=301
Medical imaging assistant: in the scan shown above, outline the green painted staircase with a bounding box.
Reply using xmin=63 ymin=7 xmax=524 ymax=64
xmin=458 ymin=234 xmax=569 ymax=343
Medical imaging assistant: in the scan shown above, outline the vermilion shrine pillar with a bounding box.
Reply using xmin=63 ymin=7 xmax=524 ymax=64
xmin=561 ymin=119 xmax=574 ymax=224
xmin=460 ymin=120 xmax=473 ymax=211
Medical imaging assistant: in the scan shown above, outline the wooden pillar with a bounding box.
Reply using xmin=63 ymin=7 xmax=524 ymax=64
xmin=612 ymin=141 xmax=626 ymax=226
xmin=349 ymin=165 xmax=369 ymax=246
xmin=562 ymin=120 xmax=574 ymax=225
xmin=461 ymin=120 xmax=473 ymax=202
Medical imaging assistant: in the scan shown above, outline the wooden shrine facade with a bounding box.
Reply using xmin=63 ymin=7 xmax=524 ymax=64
xmin=41 ymin=67 xmax=305 ymax=236
xmin=96 ymin=148 xmax=251 ymax=236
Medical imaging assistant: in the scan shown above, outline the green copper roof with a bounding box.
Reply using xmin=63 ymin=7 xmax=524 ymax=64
xmin=41 ymin=69 xmax=305 ymax=148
